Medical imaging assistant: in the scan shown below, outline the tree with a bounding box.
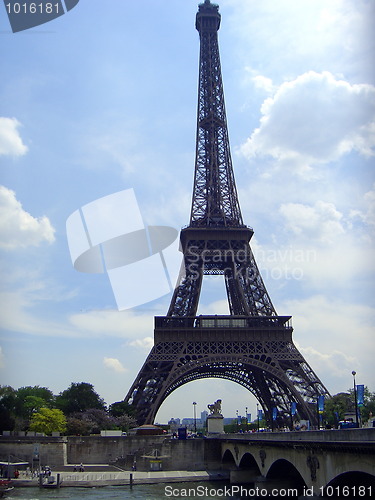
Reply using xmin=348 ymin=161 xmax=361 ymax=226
xmin=66 ymin=416 xmax=92 ymax=436
xmin=55 ymin=382 xmax=106 ymax=415
xmin=324 ymin=392 xmax=352 ymax=426
xmin=349 ymin=387 xmax=375 ymax=422
xmin=108 ymin=401 xmax=135 ymax=417
xmin=29 ymin=408 xmax=67 ymax=435
xmin=324 ymin=388 xmax=375 ymax=426
xmin=117 ymin=414 xmax=137 ymax=433
xmin=363 ymin=390 xmax=375 ymax=421
xmin=0 ymin=385 xmax=56 ymax=432
xmin=76 ymin=409 xmax=118 ymax=434
xmin=24 ymin=396 xmax=47 ymax=415
xmin=65 ymin=409 xmax=125 ymax=435
xmin=0 ymin=386 xmax=17 ymax=431
xmin=15 ymin=386 xmax=55 ymax=419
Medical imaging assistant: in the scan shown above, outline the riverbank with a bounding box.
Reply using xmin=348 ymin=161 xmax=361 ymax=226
xmin=12 ymin=467 xmax=228 ymax=488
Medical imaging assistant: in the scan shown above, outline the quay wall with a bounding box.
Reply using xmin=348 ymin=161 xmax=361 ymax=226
xmin=2 ymin=429 xmax=372 ymax=472
xmin=0 ymin=435 xmax=222 ymax=471
xmin=0 ymin=436 xmax=67 ymax=468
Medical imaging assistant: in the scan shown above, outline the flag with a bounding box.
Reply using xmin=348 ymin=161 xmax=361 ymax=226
xmin=291 ymin=402 xmax=297 ymax=416
xmin=318 ymin=395 xmax=325 ymax=414
xmin=272 ymin=407 xmax=277 ymax=421
xmin=357 ymin=385 xmax=365 ymax=407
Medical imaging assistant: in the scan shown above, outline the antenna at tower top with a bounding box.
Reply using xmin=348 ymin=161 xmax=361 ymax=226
xmin=196 ymin=0 xmax=220 ymax=32
xmin=200 ymin=0 xmax=219 ymax=8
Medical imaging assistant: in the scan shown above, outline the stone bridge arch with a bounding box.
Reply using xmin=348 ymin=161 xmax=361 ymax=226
xmin=325 ymin=471 xmax=375 ymax=493
xmin=220 ymin=435 xmax=375 ymax=492
xmin=222 ymin=448 xmax=236 ymax=468
xmin=222 ymin=446 xmax=263 ymax=484
xmin=266 ymin=458 xmax=307 ymax=494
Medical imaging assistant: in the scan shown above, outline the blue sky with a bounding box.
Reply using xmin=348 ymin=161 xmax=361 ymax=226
xmin=0 ymin=0 xmax=374 ymax=424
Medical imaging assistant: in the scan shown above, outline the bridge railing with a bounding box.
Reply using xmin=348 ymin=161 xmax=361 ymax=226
xmin=208 ymin=427 xmax=375 ymax=443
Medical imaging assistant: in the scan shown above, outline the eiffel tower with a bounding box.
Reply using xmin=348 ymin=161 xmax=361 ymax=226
xmin=125 ymin=0 xmax=329 ymax=427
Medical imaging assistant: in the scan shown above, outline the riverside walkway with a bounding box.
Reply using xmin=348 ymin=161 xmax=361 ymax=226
xmin=14 ymin=467 xmax=223 ymax=487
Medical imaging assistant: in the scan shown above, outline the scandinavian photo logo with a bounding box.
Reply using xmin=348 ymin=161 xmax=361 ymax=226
xmin=3 ymin=0 xmax=80 ymax=33
xmin=66 ymin=189 xmax=182 ymax=311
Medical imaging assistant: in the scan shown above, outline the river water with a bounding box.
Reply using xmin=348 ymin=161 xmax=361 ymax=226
xmin=5 ymin=482 xmax=257 ymax=499
xmin=6 ymin=480 xmax=364 ymax=499
xmin=6 ymin=483 xmax=363 ymax=500
xmin=1 ymin=481 xmax=314 ymax=499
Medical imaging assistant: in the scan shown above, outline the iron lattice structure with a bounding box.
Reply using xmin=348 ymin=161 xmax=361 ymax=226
xmin=125 ymin=0 xmax=329 ymax=427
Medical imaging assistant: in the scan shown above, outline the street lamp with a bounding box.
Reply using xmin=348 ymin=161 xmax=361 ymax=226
xmin=193 ymin=402 xmax=197 ymax=434
xmin=352 ymin=371 xmax=359 ymax=427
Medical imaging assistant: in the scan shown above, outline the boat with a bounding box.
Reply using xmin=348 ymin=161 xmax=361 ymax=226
xmin=0 ymin=480 xmax=14 ymax=498
xmin=39 ymin=473 xmax=62 ymax=489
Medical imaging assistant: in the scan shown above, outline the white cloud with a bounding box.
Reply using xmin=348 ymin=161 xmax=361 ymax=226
xmin=251 ymin=232 xmax=375 ymax=298
xmin=252 ymin=75 xmax=274 ymax=93
xmin=282 ymin=294 xmax=375 ymax=393
xmin=350 ymin=184 xmax=375 ymax=228
xmin=0 ymin=289 xmax=80 ymax=338
xmin=226 ymin=0 xmax=373 ymax=82
xmin=363 ymin=186 xmax=375 ymax=227
xmin=240 ymin=72 xmax=375 ymax=176
xmin=128 ymin=337 xmax=154 ymax=350
xmin=0 ymin=117 xmax=28 ymax=157
xmin=0 ymin=283 xmax=155 ymax=339
xmin=243 ymin=69 xmax=275 ymax=94
xmin=69 ymin=309 xmax=153 ymax=339
xmin=103 ymin=357 xmax=127 ymax=373
xmin=279 ymin=200 xmax=345 ymax=243
xmin=297 ymin=344 xmax=356 ymax=380
xmin=0 ymin=186 xmax=55 ymax=249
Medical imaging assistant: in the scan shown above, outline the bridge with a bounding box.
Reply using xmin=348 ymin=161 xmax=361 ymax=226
xmin=213 ymin=428 xmax=375 ymax=496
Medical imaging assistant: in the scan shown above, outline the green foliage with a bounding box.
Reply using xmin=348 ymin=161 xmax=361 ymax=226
xmin=324 ymin=392 xmax=352 ymax=425
xmin=55 ymin=382 xmax=106 ymax=415
xmin=75 ymin=409 xmax=118 ymax=434
xmin=65 ymin=408 xmax=137 ymax=435
xmin=15 ymin=386 xmax=55 ymax=419
xmin=24 ymin=396 xmax=47 ymax=415
xmin=0 ymin=386 xmax=17 ymax=431
xmin=0 ymin=385 xmax=55 ymax=431
xmin=108 ymin=400 xmax=135 ymax=417
xmin=1 ymin=382 xmax=128 ymax=434
xmin=324 ymin=388 xmax=375 ymax=426
xmin=29 ymin=408 xmax=67 ymax=435
xmin=349 ymin=386 xmax=375 ymax=421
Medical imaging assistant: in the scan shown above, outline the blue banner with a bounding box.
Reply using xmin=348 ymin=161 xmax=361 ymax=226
xmin=318 ymin=395 xmax=325 ymax=414
xmin=258 ymin=409 xmax=263 ymax=420
xmin=247 ymin=413 xmax=252 ymax=423
xmin=272 ymin=407 xmax=277 ymax=421
xmin=357 ymin=384 xmax=365 ymax=407
xmin=291 ymin=402 xmax=297 ymax=416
